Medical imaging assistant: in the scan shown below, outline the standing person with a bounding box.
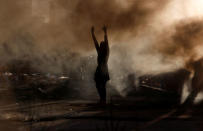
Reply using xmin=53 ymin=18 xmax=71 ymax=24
xmin=91 ymin=26 xmax=110 ymax=104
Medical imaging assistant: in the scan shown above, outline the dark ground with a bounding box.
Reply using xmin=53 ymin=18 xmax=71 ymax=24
xmin=0 ymin=73 xmax=203 ymax=131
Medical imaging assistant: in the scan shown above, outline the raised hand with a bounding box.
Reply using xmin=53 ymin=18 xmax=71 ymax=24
xmin=91 ymin=26 xmax=95 ymax=33
xmin=91 ymin=26 xmax=99 ymax=52
xmin=102 ymin=25 xmax=107 ymax=34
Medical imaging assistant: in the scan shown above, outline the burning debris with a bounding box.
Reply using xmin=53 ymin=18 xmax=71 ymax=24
xmin=181 ymin=58 xmax=203 ymax=106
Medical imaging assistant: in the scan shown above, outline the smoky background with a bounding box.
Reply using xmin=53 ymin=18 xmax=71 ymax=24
xmin=1 ymin=0 xmax=203 ymax=99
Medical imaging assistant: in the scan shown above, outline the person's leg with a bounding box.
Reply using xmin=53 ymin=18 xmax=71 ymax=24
xmin=100 ymin=82 xmax=107 ymax=104
xmin=96 ymin=81 xmax=103 ymax=102
xmin=103 ymin=85 xmax=106 ymax=103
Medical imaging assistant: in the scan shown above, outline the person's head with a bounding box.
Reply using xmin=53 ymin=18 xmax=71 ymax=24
xmin=99 ymin=41 xmax=107 ymax=52
xmin=100 ymin=41 xmax=105 ymax=47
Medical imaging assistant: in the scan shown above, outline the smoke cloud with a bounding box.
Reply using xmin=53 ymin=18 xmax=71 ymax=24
xmin=156 ymin=20 xmax=203 ymax=66
xmin=1 ymin=0 xmax=203 ymax=96
xmin=0 ymin=0 xmax=172 ymax=73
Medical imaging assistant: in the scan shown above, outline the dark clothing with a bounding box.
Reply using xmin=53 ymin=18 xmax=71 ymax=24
xmin=94 ymin=65 xmax=110 ymax=82
xmin=92 ymin=29 xmax=109 ymax=103
xmin=94 ymin=41 xmax=110 ymax=103
xmin=95 ymin=41 xmax=110 ymax=80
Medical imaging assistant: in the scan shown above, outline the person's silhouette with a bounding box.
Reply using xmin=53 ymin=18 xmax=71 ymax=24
xmin=91 ymin=26 xmax=110 ymax=104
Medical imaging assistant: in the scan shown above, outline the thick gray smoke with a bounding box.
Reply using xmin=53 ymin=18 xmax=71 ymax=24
xmin=0 ymin=0 xmax=171 ymax=93
xmin=0 ymin=0 xmax=170 ymax=50
xmin=1 ymin=0 xmax=203 ymax=97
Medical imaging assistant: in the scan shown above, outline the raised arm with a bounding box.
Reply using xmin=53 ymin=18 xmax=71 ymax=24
xmin=91 ymin=26 xmax=99 ymax=53
xmin=103 ymin=26 xmax=108 ymax=43
xmin=103 ymin=26 xmax=109 ymax=51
